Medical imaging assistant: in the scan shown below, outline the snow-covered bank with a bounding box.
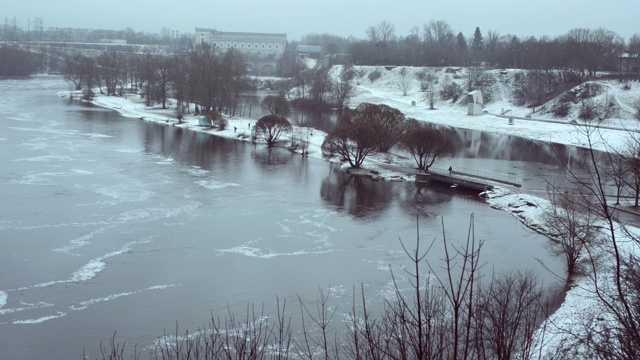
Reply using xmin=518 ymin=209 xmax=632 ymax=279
xmin=59 ymin=66 xmax=640 ymax=358
xmin=341 ymin=66 xmax=640 ymax=153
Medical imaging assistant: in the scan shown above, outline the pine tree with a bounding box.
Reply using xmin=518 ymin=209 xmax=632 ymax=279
xmin=471 ymin=27 xmax=484 ymax=64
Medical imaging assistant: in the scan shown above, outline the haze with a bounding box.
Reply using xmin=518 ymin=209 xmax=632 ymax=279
xmin=4 ymin=0 xmax=640 ymax=41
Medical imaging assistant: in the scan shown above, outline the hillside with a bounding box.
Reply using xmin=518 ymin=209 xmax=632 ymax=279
xmin=333 ymin=65 xmax=640 ymax=151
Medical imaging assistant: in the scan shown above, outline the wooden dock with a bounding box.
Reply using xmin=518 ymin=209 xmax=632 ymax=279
xmin=415 ymin=173 xmax=494 ymax=192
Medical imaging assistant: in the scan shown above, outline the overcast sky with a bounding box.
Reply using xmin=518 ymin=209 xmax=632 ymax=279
xmin=4 ymin=0 xmax=639 ymax=42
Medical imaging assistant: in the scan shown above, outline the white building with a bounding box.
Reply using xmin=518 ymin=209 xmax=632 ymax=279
xmin=195 ymin=28 xmax=286 ymax=75
xmin=467 ymin=90 xmax=484 ymax=116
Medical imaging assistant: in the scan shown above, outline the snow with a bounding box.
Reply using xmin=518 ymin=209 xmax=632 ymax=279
xmin=58 ymin=66 xmax=640 ymax=358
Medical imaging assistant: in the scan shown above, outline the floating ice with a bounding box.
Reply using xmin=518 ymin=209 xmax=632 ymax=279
xmin=87 ymin=133 xmax=113 ymax=139
xmin=0 ymin=301 xmax=54 ymax=316
xmin=12 ymin=155 xmax=73 ymax=162
xmin=216 ymin=244 xmax=333 ymax=259
xmin=195 ymin=179 xmax=240 ymax=190
xmin=70 ymin=259 xmax=105 ymax=282
xmin=95 ymin=183 xmax=153 ymax=205
xmin=12 ymin=311 xmax=66 ymax=324
xmin=185 ymin=166 xmax=209 ymax=177
xmin=53 ymin=227 xmax=107 ymax=256
xmin=0 ymin=291 xmax=6 ymax=309
xmin=69 ymin=284 xmax=175 ymax=311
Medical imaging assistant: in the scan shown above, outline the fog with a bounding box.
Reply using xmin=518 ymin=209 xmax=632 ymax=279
xmin=4 ymin=0 xmax=640 ymax=41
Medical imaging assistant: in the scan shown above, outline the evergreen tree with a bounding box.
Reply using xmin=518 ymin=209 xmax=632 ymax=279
xmin=471 ymin=27 xmax=484 ymax=64
xmin=456 ymin=32 xmax=469 ymax=65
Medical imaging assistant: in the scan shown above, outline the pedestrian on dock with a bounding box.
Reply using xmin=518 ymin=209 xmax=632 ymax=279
xmin=448 ymin=166 xmax=453 ymax=176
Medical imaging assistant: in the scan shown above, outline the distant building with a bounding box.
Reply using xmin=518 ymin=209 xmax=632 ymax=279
xmin=195 ymin=28 xmax=286 ymax=76
xmin=100 ymin=39 xmax=127 ymax=45
xmin=296 ymin=45 xmax=322 ymax=60
xmin=618 ymin=52 xmax=639 ymax=74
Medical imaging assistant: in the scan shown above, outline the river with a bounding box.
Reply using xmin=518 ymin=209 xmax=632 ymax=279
xmin=0 ymin=77 xmax=563 ymax=359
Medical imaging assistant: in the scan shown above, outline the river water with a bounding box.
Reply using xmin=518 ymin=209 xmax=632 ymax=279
xmin=0 ymin=77 xmax=563 ymax=359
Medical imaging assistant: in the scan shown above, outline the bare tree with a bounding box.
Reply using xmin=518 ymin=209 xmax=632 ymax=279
xmin=321 ymin=122 xmax=381 ymax=168
xmin=253 ymin=115 xmax=292 ymax=146
xmin=399 ymin=67 xmax=411 ymax=96
xmin=260 ymin=95 xmax=291 ymax=117
xmin=541 ymin=122 xmax=640 ymax=359
xmin=343 ymin=103 xmax=417 ymax=152
xmin=139 ymin=53 xmax=157 ymax=106
xmin=477 ymin=271 xmax=545 ymax=360
xmin=218 ymin=48 xmax=247 ymax=116
xmin=622 ymin=134 xmax=640 ymax=207
xmin=366 ymin=20 xmax=396 ymax=47
xmin=62 ymin=54 xmax=85 ymax=91
xmin=309 ymin=67 xmax=332 ymax=104
xmin=190 ymin=43 xmax=220 ymax=113
xmin=400 ymin=127 xmax=455 ymax=172
xmin=544 ymin=188 xmax=600 ymax=281
xmin=99 ymin=51 xmax=125 ymax=96
xmin=607 ymin=151 xmax=628 ymax=205
xmin=332 ymin=64 xmax=353 ymax=111
xmin=296 ymin=287 xmax=338 ymax=360
xmin=155 ymin=55 xmax=171 ymax=109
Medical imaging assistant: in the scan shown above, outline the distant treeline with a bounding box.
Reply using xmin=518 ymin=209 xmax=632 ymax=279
xmin=0 ymin=45 xmax=41 ymax=76
xmin=299 ymin=22 xmax=640 ymax=77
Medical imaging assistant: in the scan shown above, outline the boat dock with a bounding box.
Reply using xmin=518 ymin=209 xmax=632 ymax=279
xmin=415 ymin=167 xmax=521 ymax=192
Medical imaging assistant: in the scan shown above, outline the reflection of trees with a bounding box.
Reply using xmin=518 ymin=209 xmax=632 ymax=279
xmin=396 ymin=182 xmax=454 ymax=218
xmin=426 ymin=123 xmax=596 ymax=166
xmin=252 ymin=146 xmax=292 ymax=172
xmin=141 ymin=124 xmax=244 ymax=172
xmin=289 ymin=110 xmax=338 ymax=133
xmin=320 ymin=164 xmax=394 ymax=220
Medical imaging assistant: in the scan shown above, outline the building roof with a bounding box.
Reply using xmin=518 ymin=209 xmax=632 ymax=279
xmin=195 ymin=28 xmax=286 ymax=38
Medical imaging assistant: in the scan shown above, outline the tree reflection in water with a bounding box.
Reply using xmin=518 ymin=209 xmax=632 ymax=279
xmin=320 ymin=163 xmax=394 ymax=221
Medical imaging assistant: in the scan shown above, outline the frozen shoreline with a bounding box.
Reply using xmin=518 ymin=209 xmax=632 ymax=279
xmin=58 ymin=70 xmax=640 ymax=357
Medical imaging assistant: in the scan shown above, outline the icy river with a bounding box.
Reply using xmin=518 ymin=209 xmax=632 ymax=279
xmin=0 ymin=77 xmax=563 ymax=359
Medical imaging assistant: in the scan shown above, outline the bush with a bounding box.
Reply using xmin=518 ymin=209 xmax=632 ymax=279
xmin=579 ymin=99 xmax=597 ymax=121
xmin=553 ymin=102 xmax=571 ymax=117
xmin=216 ymin=117 xmax=228 ymax=130
xmin=82 ymin=90 xmax=94 ymax=101
xmin=368 ymin=69 xmax=382 ymax=83
xmin=439 ymin=82 xmax=463 ymax=101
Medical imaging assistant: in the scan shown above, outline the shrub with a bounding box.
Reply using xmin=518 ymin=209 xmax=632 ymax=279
xmin=368 ymin=69 xmax=382 ymax=83
xmin=439 ymin=82 xmax=463 ymax=101
xmin=216 ymin=117 xmax=228 ymax=130
xmin=579 ymin=99 xmax=597 ymax=121
xmin=553 ymin=102 xmax=571 ymax=117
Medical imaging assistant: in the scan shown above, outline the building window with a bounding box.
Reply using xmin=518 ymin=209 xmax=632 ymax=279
xmin=261 ymin=44 xmax=265 ymax=49
xmin=241 ymin=43 xmax=245 ymax=48
xmin=234 ymin=43 xmax=237 ymax=48
xmin=275 ymin=45 xmax=279 ymax=49
xmin=268 ymin=44 xmax=272 ymax=49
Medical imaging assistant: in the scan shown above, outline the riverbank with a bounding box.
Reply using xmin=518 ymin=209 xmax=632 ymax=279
xmin=59 ymin=71 xmax=639 ymax=357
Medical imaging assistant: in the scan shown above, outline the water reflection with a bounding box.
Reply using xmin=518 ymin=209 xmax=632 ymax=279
xmin=140 ymin=124 xmax=247 ymax=173
xmin=289 ymin=110 xmax=339 ymax=132
xmin=396 ymin=183 xmax=455 ymax=218
xmin=320 ymin=164 xmax=394 ymax=221
xmin=427 ymin=124 xmax=587 ymax=166
xmin=252 ymin=146 xmax=292 ymax=171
